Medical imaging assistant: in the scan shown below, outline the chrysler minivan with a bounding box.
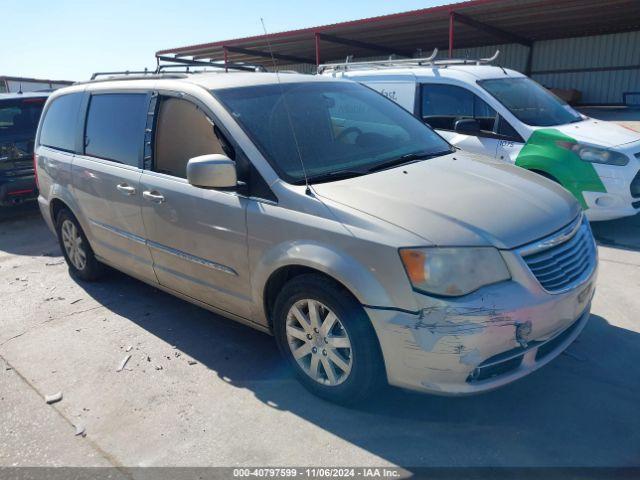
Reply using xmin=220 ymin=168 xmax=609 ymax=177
xmin=35 ymin=71 xmax=597 ymax=404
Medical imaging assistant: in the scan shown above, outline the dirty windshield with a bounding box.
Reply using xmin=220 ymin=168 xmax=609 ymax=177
xmin=479 ymin=77 xmax=582 ymax=127
xmin=213 ymin=81 xmax=452 ymax=184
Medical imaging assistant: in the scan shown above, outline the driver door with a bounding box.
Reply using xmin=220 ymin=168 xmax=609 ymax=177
xmin=140 ymin=94 xmax=252 ymax=318
xmin=420 ymin=83 xmax=500 ymax=158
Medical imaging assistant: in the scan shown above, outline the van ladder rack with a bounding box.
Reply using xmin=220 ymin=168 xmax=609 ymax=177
xmin=318 ymin=49 xmax=501 ymax=73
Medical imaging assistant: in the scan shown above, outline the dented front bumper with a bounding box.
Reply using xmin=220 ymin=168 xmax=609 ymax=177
xmin=366 ymin=260 xmax=597 ymax=395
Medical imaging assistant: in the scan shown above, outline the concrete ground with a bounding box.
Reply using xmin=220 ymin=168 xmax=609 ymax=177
xmin=1 ymin=202 xmax=639 ymax=470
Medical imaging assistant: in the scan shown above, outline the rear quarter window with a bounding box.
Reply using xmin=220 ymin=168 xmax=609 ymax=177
xmin=39 ymin=93 xmax=83 ymax=152
xmin=84 ymin=93 xmax=148 ymax=167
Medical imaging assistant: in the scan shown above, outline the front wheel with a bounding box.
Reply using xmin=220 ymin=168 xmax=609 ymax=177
xmin=272 ymin=274 xmax=385 ymax=405
xmin=55 ymin=209 xmax=104 ymax=281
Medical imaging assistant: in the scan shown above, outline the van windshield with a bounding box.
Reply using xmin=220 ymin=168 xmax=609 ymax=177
xmin=0 ymin=97 xmax=46 ymax=161
xmin=479 ymin=77 xmax=582 ymax=127
xmin=213 ymin=82 xmax=453 ymax=184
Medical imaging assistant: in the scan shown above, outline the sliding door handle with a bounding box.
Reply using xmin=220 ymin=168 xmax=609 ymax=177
xmin=116 ymin=183 xmax=136 ymax=195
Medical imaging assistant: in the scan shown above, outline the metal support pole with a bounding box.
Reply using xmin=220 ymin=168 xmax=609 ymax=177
xmin=449 ymin=12 xmax=455 ymax=58
xmin=525 ymin=42 xmax=534 ymax=76
xmin=315 ymin=32 xmax=321 ymax=66
xmin=223 ymin=46 xmax=228 ymax=73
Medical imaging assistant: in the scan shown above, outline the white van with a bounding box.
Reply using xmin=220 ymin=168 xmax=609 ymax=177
xmin=323 ymin=55 xmax=640 ymax=221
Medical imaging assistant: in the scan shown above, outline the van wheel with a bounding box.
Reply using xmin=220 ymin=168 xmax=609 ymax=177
xmin=55 ymin=209 xmax=103 ymax=281
xmin=272 ymin=274 xmax=385 ymax=405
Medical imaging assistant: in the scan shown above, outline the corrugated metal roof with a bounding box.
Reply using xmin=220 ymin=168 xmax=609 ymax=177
xmin=157 ymin=0 xmax=640 ymax=67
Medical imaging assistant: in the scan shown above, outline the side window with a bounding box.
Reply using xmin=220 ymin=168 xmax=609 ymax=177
xmin=497 ymin=116 xmax=523 ymax=142
xmin=85 ymin=93 xmax=147 ymax=167
xmin=153 ymin=97 xmax=227 ymax=179
xmin=421 ymin=84 xmax=497 ymax=134
xmin=39 ymin=93 xmax=83 ymax=152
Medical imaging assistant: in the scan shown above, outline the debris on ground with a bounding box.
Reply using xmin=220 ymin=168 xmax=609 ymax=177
xmin=188 ymin=360 xmax=197 ymax=366
xmin=155 ymin=365 xmax=163 ymax=371
xmin=74 ymin=422 xmax=86 ymax=437
xmin=45 ymin=260 xmax=64 ymax=266
xmin=70 ymin=299 xmax=82 ymax=305
xmin=125 ymin=345 xmax=133 ymax=352
xmin=45 ymin=392 xmax=63 ymax=404
xmin=116 ymin=354 xmax=132 ymax=372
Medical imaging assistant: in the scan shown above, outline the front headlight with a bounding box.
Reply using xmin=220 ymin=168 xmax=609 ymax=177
xmin=399 ymin=247 xmax=510 ymax=297
xmin=557 ymin=141 xmax=628 ymax=166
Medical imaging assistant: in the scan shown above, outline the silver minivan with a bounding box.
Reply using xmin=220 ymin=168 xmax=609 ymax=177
xmin=35 ymin=72 xmax=597 ymax=404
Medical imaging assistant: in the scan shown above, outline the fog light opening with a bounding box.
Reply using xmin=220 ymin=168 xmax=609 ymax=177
xmin=594 ymin=195 xmax=615 ymax=208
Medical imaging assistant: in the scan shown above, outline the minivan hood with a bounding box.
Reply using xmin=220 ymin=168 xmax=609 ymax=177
xmin=313 ymin=153 xmax=580 ymax=249
xmin=551 ymin=118 xmax=640 ymax=147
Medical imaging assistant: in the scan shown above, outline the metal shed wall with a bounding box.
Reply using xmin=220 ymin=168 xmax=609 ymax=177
xmin=421 ymin=31 xmax=640 ymax=105
xmin=279 ymin=30 xmax=639 ymax=105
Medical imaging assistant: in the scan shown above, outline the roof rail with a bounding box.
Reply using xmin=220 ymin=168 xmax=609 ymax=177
xmin=318 ymin=49 xmax=501 ymax=74
xmin=89 ymin=55 xmax=267 ymax=82
xmin=91 ymin=69 xmax=155 ymax=80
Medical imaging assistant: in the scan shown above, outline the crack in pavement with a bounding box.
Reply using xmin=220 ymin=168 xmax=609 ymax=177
xmin=0 ymin=353 xmax=128 ymax=473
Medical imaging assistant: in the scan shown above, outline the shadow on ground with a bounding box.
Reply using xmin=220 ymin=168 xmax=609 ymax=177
xmin=0 ymin=202 xmax=58 ymax=257
xmin=591 ymin=214 xmax=640 ymax=252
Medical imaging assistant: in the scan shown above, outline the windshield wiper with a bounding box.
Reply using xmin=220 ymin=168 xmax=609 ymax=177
xmin=307 ymin=169 xmax=369 ymax=184
xmin=366 ymin=149 xmax=453 ymax=173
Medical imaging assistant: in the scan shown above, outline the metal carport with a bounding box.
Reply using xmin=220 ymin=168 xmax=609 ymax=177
xmin=157 ymin=0 xmax=640 ymax=104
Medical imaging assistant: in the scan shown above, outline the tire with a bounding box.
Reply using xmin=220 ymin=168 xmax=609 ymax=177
xmin=272 ymin=274 xmax=385 ymax=405
xmin=55 ymin=208 xmax=104 ymax=281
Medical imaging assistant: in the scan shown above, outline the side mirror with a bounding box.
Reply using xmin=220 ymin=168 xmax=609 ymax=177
xmin=454 ymin=118 xmax=481 ymax=135
xmin=187 ymin=154 xmax=237 ymax=189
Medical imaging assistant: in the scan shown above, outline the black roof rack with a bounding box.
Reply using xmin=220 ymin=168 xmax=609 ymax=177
xmin=89 ymin=55 xmax=266 ymax=81
xmin=156 ymin=55 xmax=266 ymax=73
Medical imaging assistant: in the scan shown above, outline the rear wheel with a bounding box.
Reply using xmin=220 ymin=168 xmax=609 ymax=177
xmin=273 ymin=274 xmax=385 ymax=405
xmin=55 ymin=209 xmax=103 ymax=281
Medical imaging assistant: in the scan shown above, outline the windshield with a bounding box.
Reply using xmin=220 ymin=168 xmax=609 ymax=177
xmin=213 ymin=82 xmax=452 ymax=184
xmin=0 ymin=97 xmax=46 ymax=161
xmin=479 ymin=77 xmax=582 ymax=127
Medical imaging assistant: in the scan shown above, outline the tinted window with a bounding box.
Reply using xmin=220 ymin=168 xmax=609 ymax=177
xmin=39 ymin=93 xmax=83 ymax=152
xmin=421 ymin=84 xmax=497 ymax=133
xmin=479 ymin=77 xmax=582 ymax=127
xmin=214 ymin=82 xmax=452 ymax=184
xmin=85 ymin=93 xmax=147 ymax=166
xmin=0 ymin=97 xmax=46 ymax=160
xmin=497 ymin=117 xmax=522 ymax=141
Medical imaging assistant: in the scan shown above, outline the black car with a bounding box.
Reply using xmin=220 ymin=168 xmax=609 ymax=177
xmin=0 ymin=92 xmax=48 ymax=206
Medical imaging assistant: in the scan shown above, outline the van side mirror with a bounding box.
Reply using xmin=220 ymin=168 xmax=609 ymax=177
xmin=454 ymin=118 xmax=481 ymax=135
xmin=187 ymin=154 xmax=237 ymax=189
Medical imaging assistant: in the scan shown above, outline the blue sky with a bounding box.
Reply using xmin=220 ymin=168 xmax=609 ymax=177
xmin=2 ymin=0 xmax=461 ymax=81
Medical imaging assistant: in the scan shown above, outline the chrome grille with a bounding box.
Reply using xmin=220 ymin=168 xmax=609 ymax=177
xmin=520 ymin=216 xmax=596 ymax=293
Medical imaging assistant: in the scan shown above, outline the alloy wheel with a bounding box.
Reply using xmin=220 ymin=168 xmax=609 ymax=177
xmin=285 ymin=299 xmax=353 ymax=386
xmin=61 ymin=219 xmax=87 ymax=271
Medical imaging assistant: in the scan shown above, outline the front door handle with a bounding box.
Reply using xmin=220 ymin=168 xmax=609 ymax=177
xmin=143 ymin=190 xmax=165 ymax=204
xmin=116 ymin=183 xmax=136 ymax=195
